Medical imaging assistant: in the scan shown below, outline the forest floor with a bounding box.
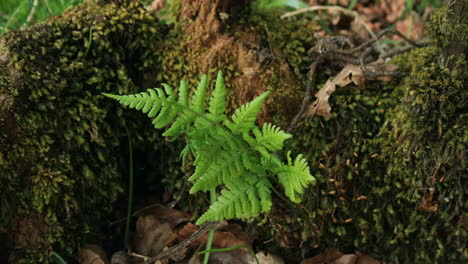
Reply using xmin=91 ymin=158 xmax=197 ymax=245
xmin=0 ymin=0 xmax=445 ymax=263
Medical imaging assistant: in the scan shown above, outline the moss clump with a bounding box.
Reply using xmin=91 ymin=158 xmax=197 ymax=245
xmin=246 ymin=7 xmax=467 ymax=264
xmin=0 ymin=0 xmax=178 ymax=262
xmin=375 ymin=46 xmax=467 ymax=262
xmin=426 ymin=7 xmax=467 ymax=51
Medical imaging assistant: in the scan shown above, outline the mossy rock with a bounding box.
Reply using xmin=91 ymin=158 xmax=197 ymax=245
xmin=0 ymin=0 xmax=180 ymax=262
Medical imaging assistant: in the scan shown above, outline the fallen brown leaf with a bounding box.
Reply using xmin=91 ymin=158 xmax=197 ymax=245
xmin=80 ymin=244 xmax=109 ymax=264
xmin=307 ymin=63 xmax=398 ymax=118
xmin=301 ymin=248 xmax=344 ymax=264
xmin=356 ymin=254 xmax=381 ymax=264
xmin=307 ymin=64 xmax=363 ymax=118
xmin=133 ymin=214 xmax=175 ymax=256
xmin=178 ymin=222 xmax=254 ymax=263
xmin=178 ymin=223 xmax=252 ymax=249
xmin=138 ymin=207 xmax=190 ymax=228
xmin=394 ymin=12 xmax=425 ymax=42
xmin=335 ymin=254 xmax=359 ymax=264
xmin=251 ymin=252 xmax=284 ymax=264
xmin=301 ymin=248 xmax=381 ymax=264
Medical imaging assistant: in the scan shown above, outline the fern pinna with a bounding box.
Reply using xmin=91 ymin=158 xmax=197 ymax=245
xmin=104 ymin=71 xmax=315 ymax=224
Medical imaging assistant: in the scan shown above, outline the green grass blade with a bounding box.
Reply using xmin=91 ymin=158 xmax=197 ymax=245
xmin=52 ymin=251 xmax=68 ymax=264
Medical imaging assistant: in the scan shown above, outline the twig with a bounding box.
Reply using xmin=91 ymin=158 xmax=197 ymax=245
xmin=428 ymin=163 xmax=441 ymax=203
xmin=168 ymin=171 xmax=190 ymax=208
xmin=348 ymin=28 xmax=423 ymax=54
xmin=380 ymin=40 xmax=429 ymax=59
xmin=128 ymin=251 xmax=150 ymax=262
xmin=143 ymin=221 xmax=219 ymax=263
xmin=281 ymin=5 xmax=375 ymax=38
xmin=24 ymin=0 xmax=40 ymax=26
xmin=360 ymin=47 xmax=407 ymax=78
xmin=287 ymin=59 xmax=321 ymax=134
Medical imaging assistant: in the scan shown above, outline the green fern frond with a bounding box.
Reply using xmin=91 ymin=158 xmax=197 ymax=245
xmin=254 ymin=123 xmax=292 ymax=151
xmin=191 ymin=74 xmax=208 ymax=113
xmin=196 ymin=177 xmax=272 ymax=224
xmin=274 ymin=152 xmax=315 ymax=203
xmin=189 ymin=149 xmax=245 ymax=193
xmin=225 ymin=92 xmax=270 ymax=134
xmin=104 ymin=70 xmax=314 ymax=224
xmin=208 ymin=71 xmax=227 ymax=122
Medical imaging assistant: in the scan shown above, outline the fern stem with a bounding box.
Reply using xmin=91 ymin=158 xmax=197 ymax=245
xmin=202 ymin=188 xmax=217 ymax=264
xmin=124 ymin=125 xmax=134 ymax=248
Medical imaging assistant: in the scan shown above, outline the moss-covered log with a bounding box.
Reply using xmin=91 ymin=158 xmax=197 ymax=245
xmin=0 ymin=0 xmax=466 ymax=263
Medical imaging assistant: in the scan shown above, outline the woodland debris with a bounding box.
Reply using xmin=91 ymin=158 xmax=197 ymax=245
xmin=301 ymin=248 xmax=381 ymax=264
xmin=80 ymin=244 xmax=110 ymax=264
xmin=251 ymin=251 xmax=285 ymax=264
xmin=133 ymin=214 xmax=176 ymax=256
xmin=110 ymin=251 xmax=129 ymax=264
xmin=178 ymin=222 xmax=253 ymax=249
xmin=306 ymin=63 xmax=397 ymax=118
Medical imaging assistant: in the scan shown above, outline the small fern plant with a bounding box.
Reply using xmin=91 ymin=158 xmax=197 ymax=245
xmin=104 ymin=71 xmax=315 ymax=225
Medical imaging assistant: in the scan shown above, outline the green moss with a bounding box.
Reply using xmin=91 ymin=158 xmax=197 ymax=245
xmin=0 ymin=0 xmax=179 ymax=262
xmin=427 ymin=7 xmax=468 ymax=49
xmin=245 ymin=7 xmax=466 ymax=263
xmin=1 ymin=1 xmax=465 ymax=263
xmin=375 ymin=46 xmax=467 ymax=262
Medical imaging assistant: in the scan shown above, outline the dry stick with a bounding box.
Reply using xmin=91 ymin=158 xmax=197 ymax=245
xmin=286 ymin=59 xmax=321 ymax=134
xmin=380 ymin=40 xmax=429 ymax=59
xmin=355 ymin=28 xmax=429 ymax=78
xmin=428 ymin=163 xmax=441 ymax=203
xmin=348 ymin=28 xmax=423 ymax=54
xmin=24 ymin=0 xmax=40 ymax=26
xmin=140 ymin=221 xmax=219 ymax=263
xmin=380 ymin=45 xmax=416 ymax=59
xmin=360 ymin=47 xmax=407 ymax=78
xmin=168 ymin=171 xmax=190 ymax=208
xmin=280 ymin=5 xmax=375 ymax=38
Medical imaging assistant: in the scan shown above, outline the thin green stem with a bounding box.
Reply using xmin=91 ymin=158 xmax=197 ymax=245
xmin=202 ymin=188 xmax=216 ymax=264
xmin=84 ymin=27 xmax=93 ymax=57
xmin=124 ymin=125 xmax=134 ymax=248
xmin=52 ymin=251 xmax=68 ymax=264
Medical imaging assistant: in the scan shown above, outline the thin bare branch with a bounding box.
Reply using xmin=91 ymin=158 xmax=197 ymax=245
xmin=126 ymin=221 xmax=219 ymax=263
xmin=287 ymin=59 xmax=321 ymax=133
xmin=281 ymin=5 xmax=375 ymax=38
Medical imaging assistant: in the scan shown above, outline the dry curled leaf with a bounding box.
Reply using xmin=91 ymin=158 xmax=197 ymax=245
xmin=133 ymin=214 xmax=175 ymax=256
xmin=136 ymin=207 xmax=190 ymax=228
xmin=307 ymin=63 xmax=397 ymax=118
xmin=301 ymin=248 xmax=344 ymax=264
xmin=356 ymin=254 xmax=381 ymax=264
xmin=110 ymin=251 xmax=128 ymax=264
xmin=250 ymin=252 xmax=284 ymax=264
xmin=301 ymin=248 xmax=381 ymax=264
xmin=178 ymin=223 xmax=252 ymax=249
xmin=80 ymin=244 xmax=109 ymax=264
xmin=307 ymin=64 xmax=364 ymax=118
xmin=178 ymin=222 xmax=254 ymax=263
